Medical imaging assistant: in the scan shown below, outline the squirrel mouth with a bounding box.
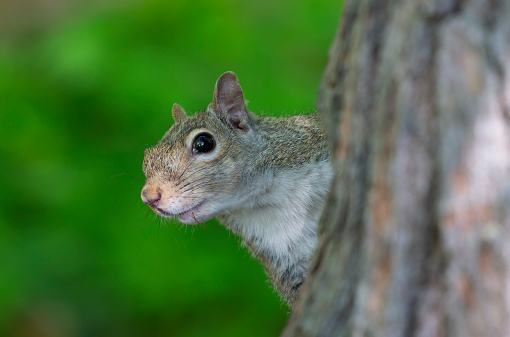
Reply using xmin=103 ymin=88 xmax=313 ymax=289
xmin=177 ymin=201 xmax=205 ymax=223
xmin=153 ymin=207 xmax=173 ymax=218
xmin=153 ymin=202 xmax=205 ymax=223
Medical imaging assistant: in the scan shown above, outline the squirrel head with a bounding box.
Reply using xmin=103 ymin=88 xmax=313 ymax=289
xmin=141 ymin=71 xmax=262 ymax=224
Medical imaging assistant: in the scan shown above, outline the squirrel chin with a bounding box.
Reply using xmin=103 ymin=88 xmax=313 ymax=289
xmin=151 ymin=201 xmax=209 ymax=224
xmin=176 ymin=201 xmax=210 ymax=224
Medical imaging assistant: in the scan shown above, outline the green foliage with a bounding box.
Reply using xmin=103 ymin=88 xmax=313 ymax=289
xmin=0 ymin=0 xmax=341 ymax=335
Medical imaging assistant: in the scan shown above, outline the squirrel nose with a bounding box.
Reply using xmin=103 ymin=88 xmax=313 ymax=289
xmin=141 ymin=186 xmax=161 ymax=207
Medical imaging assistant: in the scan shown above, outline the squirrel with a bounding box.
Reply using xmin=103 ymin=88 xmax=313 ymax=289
xmin=141 ymin=71 xmax=333 ymax=308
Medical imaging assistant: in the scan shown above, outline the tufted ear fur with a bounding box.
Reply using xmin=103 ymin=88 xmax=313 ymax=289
xmin=212 ymin=71 xmax=250 ymax=131
xmin=172 ymin=103 xmax=187 ymax=123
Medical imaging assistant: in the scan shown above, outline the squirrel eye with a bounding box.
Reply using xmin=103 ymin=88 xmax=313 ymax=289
xmin=192 ymin=133 xmax=215 ymax=154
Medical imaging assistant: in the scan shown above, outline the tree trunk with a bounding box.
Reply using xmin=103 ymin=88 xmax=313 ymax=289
xmin=282 ymin=0 xmax=510 ymax=336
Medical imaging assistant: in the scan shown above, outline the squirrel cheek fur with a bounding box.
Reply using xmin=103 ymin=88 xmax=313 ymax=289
xmin=141 ymin=71 xmax=333 ymax=308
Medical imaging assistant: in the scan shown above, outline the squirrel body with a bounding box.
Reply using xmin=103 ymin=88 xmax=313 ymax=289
xmin=141 ymin=72 xmax=333 ymax=307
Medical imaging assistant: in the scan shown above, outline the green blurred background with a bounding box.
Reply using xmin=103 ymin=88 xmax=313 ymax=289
xmin=0 ymin=0 xmax=341 ymax=336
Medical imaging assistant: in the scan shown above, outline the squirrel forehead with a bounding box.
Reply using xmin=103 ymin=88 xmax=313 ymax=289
xmin=142 ymin=109 xmax=229 ymax=176
xmin=159 ymin=109 xmax=227 ymax=145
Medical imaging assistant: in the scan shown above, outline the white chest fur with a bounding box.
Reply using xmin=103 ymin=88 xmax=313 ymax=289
xmin=218 ymin=160 xmax=333 ymax=304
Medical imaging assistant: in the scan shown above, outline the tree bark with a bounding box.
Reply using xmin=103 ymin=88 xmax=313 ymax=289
xmin=282 ymin=0 xmax=510 ymax=336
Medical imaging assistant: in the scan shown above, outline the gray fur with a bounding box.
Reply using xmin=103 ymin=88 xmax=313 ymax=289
xmin=141 ymin=72 xmax=333 ymax=308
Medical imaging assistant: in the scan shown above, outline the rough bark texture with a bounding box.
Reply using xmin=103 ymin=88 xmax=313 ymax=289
xmin=282 ymin=0 xmax=510 ymax=336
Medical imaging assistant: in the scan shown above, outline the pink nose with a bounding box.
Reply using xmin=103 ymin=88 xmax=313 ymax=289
xmin=141 ymin=186 xmax=161 ymax=207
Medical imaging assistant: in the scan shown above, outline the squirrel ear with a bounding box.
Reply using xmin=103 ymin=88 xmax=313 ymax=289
xmin=212 ymin=71 xmax=250 ymax=131
xmin=172 ymin=103 xmax=187 ymax=123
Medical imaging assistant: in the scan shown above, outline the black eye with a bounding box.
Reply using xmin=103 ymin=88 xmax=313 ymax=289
xmin=192 ymin=133 xmax=215 ymax=154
